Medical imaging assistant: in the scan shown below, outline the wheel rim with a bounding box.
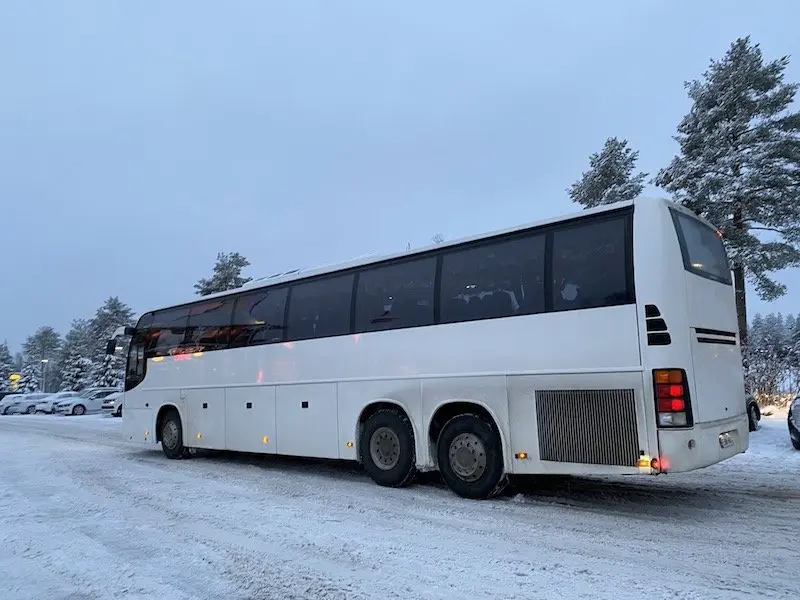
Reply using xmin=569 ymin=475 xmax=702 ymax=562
xmin=75 ymin=405 xmax=85 ymax=415
xmin=369 ymin=426 xmax=401 ymax=470
xmin=27 ymin=406 xmax=35 ymax=414
xmin=163 ymin=420 xmax=180 ymax=450
xmin=448 ymin=432 xmax=488 ymax=482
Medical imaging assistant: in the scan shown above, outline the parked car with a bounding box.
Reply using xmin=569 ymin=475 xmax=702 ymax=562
xmin=101 ymin=392 xmax=123 ymax=417
xmin=789 ymin=396 xmax=800 ymax=450
xmin=55 ymin=387 xmax=120 ymax=416
xmin=0 ymin=393 xmax=29 ymax=415
xmin=35 ymin=391 xmax=80 ymax=414
xmin=4 ymin=392 xmax=51 ymax=414
xmin=746 ymin=393 xmax=761 ymax=432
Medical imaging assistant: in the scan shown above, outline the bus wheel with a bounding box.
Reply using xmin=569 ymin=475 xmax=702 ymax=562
xmin=160 ymin=409 xmax=188 ymax=460
xmin=360 ymin=409 xmax=416 ymax=488
xmin=437 ymin=414 xmax=506 ymax=500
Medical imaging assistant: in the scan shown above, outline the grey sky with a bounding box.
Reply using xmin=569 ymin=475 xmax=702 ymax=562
xmin=1 ymin=1 xmax=798 ymax=353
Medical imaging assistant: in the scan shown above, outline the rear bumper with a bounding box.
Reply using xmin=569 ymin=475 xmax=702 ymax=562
xmin=657 ymin=414 xmax=748 ymax=473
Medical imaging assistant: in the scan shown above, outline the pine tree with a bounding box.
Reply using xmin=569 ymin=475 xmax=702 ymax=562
xmin=745 ymin=312 xmax=790 ymax=398
xmin=95 ymin=353 xmax=123 ymax=388
xmin=57 ymin=319 xmax=93 ymax=389
xmin=59 ymin=353 xmax=94 ymax=391
xmin=17 ymin=362 xmax=40 ymax=393
xmin=87 ymin=297 xmax=135 ymax=388
xmin=194 ymin=252 xmax=253 ymax=296
xmin=0 ymin=342 xmax=14 ymax=392
xmin=655 ymin=37 xmax=800 ymax=346
xmin=568 ymin=137 xmax=648 ymax=208
xmin=22 ymin=326 xmax=62 ymax=392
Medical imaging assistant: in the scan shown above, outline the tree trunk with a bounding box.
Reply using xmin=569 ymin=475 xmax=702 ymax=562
xmin=732 ymin=207 xmax=747 ymax=346
xmin=733 ymin=263 xmax=747 ymax=346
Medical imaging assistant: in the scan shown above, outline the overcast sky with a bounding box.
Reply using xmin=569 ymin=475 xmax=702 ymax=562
xmin=1 ymin=1 xmax=799 ymax=352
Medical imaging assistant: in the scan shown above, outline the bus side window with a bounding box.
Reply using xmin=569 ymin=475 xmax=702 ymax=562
xmin=186 ymin=298 xmax=235 ymax=351
xmin=439 ymin=233 xmax=545 ymax=324
xmin=551 ymin=216 xmax=630 ymax=311
xmin=286 ymin=274 xmax=354 ymax=342
xmin=230 ymin=288 xmax=288 ymax=347
xmin=145 ymin=307 xmax=189 ymax=357
xmin=355 ymin=257 xmax=436 ymax=333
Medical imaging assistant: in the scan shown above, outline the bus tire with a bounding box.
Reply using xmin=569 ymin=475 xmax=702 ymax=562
xmin=437 ymin=414 xmax=506 ymax=500
xmin=360 ymin=409 xmax=416 ymax=488
xmin=160 ymin=409 xmax=189 ymax=460
xmin=747 ymin=403 xmax=760 ymax=432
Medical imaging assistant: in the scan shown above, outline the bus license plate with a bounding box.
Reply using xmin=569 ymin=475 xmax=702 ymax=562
xmin=718 ymin=431 xmax=735 ymax=449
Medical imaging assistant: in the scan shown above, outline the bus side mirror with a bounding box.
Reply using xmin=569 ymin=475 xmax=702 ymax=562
xmin=105 ymin=340 xmax=118 ymax=355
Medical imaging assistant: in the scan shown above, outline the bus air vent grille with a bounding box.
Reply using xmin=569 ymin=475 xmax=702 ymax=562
xmin=645 ymin=304 xmax=672 ymax=346
xmin=535 ymin=389 xmax=638 ymax=467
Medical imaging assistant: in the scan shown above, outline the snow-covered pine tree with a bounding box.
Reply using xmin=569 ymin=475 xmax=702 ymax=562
xmin=745 ymin=312 xmax=790 ymax=398
xmin=22 ymin=326 xmax=63 ymax=392
xmin=0 ymin=342 xmax=14 ymax=392
xmin=17 ymin=361 xmax=40 ymax=393
xmin=655 ymin=37 xmax=800 ymax=346
xmin=60 ymin=353 xmax=94 ymax=391
xmin=88 ymin=297 xmax=135 ymax=388
xmin=784 ymin=315 xmax=800 ymax=395
xmin=567 ymin=137 xmax=648 ymax=208
xmin=57 ymin=319 xmax=93 ymax=390
xmin=95 ymin=353 xmax=123 ymax=388
xmin=194 ymin=252 xmax=253 ymax=296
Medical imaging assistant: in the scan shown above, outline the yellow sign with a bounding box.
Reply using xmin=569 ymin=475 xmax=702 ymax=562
xmin=8 ymin=373 xmax=21 ymax=391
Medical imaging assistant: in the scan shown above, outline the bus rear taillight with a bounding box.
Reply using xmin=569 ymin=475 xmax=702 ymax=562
xmin=653 ymin=369 xmax=693 ymax=428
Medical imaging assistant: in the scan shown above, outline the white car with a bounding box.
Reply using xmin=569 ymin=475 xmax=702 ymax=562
xmin=101 ymin=392 xmax=123 ymax=417
xmin=4 ymin=392 xmax=51 ymax=415
xmin=55 ymin=388 xmax=120 ymax=416
xmin=35 ymin=391 xmax=80 ymax=414
xmin=0 ymin=393 xmax=25 ymax=415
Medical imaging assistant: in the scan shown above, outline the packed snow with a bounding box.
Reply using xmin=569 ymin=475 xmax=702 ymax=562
xmin=0 ymin=413 xmax=797 ymax=600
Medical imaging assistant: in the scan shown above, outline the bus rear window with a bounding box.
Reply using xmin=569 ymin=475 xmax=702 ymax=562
xmin=671 ymin=209 xmax=732 ymax=285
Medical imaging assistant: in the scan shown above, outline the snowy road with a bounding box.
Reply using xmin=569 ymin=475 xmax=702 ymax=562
xmin=0 ymin=414 xmax=797 ymax=600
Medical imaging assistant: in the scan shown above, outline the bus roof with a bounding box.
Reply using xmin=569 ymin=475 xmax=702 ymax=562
xmin=140 ymin=196 xmax=682 ymax=316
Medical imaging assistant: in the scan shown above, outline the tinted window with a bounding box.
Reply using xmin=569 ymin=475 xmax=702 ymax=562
xmin=146 ymin=307 xmax=189 ymax=357
xmin=355 ymin=258 xmax=436 ymax=332
xmin=188 ymin=299 xmax=234 ymax=327
xmin=287 ymin=274 xmax=354 ymax=341
xmin=126 ymin=330 xmax=147 ymax=389
xmin=671 ymin=210 xmax=732 ymax=285
xmin=150 ymin=307 xmax=189 ymax=329
xmin=551 ymin=216 xmax=630 ymax=311
xmin=230 ymin=287 xmax=288 ymax=347
xmin=440 ymin=234 xmax=546 ymax=324
xmin=185 ymin=298 xmax=235 ymax=351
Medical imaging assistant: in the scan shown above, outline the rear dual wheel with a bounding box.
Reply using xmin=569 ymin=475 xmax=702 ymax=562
xmin=359 ymin=408 xmax=506 ymax=500
xmin=437 ymin=414 xmax=507 ymax=500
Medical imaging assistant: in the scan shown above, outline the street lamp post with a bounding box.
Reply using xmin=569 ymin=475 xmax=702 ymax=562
xmin=41 ymin=359 xmax=49 ymax=393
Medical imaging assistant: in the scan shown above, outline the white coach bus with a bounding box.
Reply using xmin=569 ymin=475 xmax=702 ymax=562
xmin=108 ymin=197 xmax=748 ymax=499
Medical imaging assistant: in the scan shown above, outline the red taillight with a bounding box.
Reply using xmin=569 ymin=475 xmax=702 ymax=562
xmin=657 ymin=397 xmax=686 ymax=412
xmin=653 ymin=369 xmax=693 ymax=428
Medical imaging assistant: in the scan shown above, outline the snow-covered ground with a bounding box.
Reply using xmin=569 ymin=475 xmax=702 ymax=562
xmin=0 ymin=414 xmax=797 ymax=600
